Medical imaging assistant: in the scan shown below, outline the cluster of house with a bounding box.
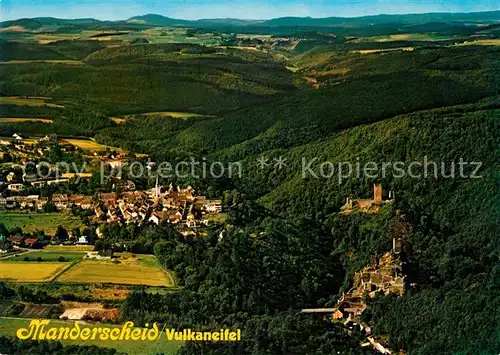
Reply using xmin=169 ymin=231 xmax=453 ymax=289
xmin=52 ymin=194 xmax=94 ymax=210
xmin=1 ymin=182 xmax=222 ymax=229
xmin=0 ymin=133 xmax=56 ymax=164
xmin=0 ymin=233 xmax=43 ymax=251
xmin=84 ymin=250 xmax=114 ymax=260
xmin=0 ymin=233 xmax=91 ymax=253
xmin=95 ymin=183 xmax=222 ymax=228
xmin=0 ymin=193 xmax=94 ymax=211
xmin=2 ymin=134 xmax=85 ymax=191
xmin=0 ymin=194 xmax=45 ymax=210
xmin=1 ymin=133 xmax=131 ymax=192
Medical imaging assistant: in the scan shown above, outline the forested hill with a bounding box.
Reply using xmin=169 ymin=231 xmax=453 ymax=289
xmin=3 ymin=10 xmax=499 ymax=29
xmin=258 ymin=10 xmax=500 ymax=27
xmin=121 ymin=46 xmax=500 ymax=157
xmin=104 ymin=43 xmax=498 ymax=354
xmin=114 ymin=43 xmax=499 ymax=354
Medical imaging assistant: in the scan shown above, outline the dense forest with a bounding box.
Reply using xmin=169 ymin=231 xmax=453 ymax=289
xmin=120 ymin=204 xmax=373 ymax=354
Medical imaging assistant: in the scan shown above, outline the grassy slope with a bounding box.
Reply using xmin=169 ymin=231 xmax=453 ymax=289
xmin=57 ymin=259 xmax=173 ymax=287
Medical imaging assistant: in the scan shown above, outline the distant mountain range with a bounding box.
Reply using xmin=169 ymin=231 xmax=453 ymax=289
xmin=1 ymin=10 xmax=499 ymax=30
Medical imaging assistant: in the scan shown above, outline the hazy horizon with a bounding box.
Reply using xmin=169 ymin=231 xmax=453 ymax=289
xmin=1 ymin=0 xmax=499 ymax=22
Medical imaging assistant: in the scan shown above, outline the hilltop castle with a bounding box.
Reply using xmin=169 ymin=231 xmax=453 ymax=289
xmin=341 ymin=184 xmax=394 ymax=214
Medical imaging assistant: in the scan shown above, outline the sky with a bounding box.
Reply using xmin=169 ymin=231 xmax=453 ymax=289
xmin=1 ymin=0 xmax=499 ymax=21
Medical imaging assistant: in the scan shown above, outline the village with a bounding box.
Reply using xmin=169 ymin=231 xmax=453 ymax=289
xmin=0 ymin=132 xmax=133 ymax=192
xmin=0 ymin=133 xmax=224 ymax=253
xmin=0 ymin=181 xmax=223 ymax=250
xmin=95 ymin=182 xmax=223 ymax=227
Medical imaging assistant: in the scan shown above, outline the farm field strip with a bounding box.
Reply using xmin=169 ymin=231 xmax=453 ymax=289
xmin=0 ymin=96 xmax=64 ymax=108
xmin=368 ymin=33 xmax=458 ymax=42
xmin=454 ymin=39 xmax=500 ymax=46
xmin=62 ymin=138 xmax=122 ymax=152
xmin=0 ymin=60 xmax=83 ymax=65
xmin=57 ymin=260 xmax=173 ymax=286
xmin=124 ymin=111 xmax=214 ymax=119
xmin=353 ymin=47 xmax=414 ymax=54
xmin=0 ymin=262 xmax=71 ymax=282
xmin=44 ymin=245 xmax=94 ymax=252
xmin=0 ymin=137 xmax=39 ymax=144
xmin=0 ymin=117 xmax=53 ymax=123
xmin=110 ymin=116 xmax=126 ymax=124
xmin=0 ymin=251 xmax=87 ymax=262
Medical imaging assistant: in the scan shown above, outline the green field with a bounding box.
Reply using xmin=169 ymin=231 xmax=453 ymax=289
xmin=57 ymin=258 xmax=174 ymax=286
xmin=0 ymin=317 xmax=183 ymax=355
xmin=0 ymin=250 xmax=173 ymax=288
xmin=0 ymin=212 xmax=84 ymax=235
xmin=0 ymin=25 xmax=220 ymax=46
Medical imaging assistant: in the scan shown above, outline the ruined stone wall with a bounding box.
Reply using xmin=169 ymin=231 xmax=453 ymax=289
xmin=336 ymin=251 xmax=405 ymax=320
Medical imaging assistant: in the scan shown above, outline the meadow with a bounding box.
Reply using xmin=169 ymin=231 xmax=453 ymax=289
xmin=62 ymin=138 xmax=122 ymax=152
xmin=0 ymin=318 xmax=183 ymax=355
xmin=0 ymin=96 xmax=63 ymax=108
xmin=364 ymin=33 xmax=457 ymax=42
xmin=57 ymin=258 xmax=174 ymax=286
xmin=126 ymin=111 xmax=211 ymax=119
xmin=456 ymin=39 xmax=500 ymax=46
xmin=0 ymin=117 xmax=53 ymax=123
xmin=0 ymin=211 xmax=84 ymax=235
xmin=0 ymin=262 xmax=70 ymax=282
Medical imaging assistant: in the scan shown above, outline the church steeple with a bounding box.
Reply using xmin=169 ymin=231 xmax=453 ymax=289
xmin=155 ymin=175 xmax=161 ymax=198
